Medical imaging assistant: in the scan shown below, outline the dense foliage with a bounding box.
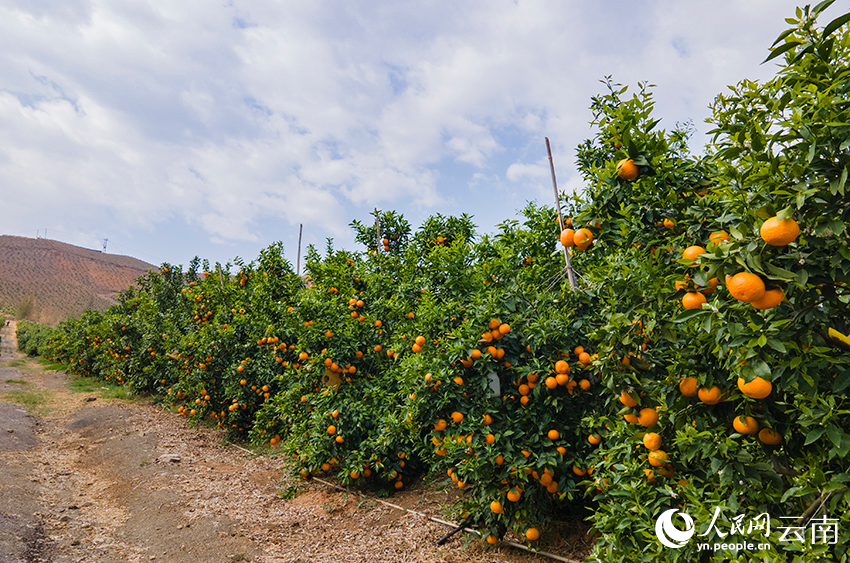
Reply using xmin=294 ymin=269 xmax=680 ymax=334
xmin=24 ymin=5 xmax=850 ymax=561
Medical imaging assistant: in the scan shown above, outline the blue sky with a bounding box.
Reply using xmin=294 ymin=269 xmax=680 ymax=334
xmin=1 ymin=1 xmax=841 ymax=269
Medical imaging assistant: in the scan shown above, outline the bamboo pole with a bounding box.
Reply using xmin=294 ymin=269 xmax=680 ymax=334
xmin=546 ymin=137 xmax=577 ymax=290
xmin=296 ymin=224 xmax=303 ymax=276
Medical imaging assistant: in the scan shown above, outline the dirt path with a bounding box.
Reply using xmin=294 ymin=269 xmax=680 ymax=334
xmin=0 ymin=321 xmax=589 ymax=563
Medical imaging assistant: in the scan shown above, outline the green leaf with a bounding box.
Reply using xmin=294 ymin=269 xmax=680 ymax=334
xmin=673 ymin=308 xmax=710 ymax=323
xmin=805 ymin=427 xmax=826 ymax=445
xmin=822 ymin=11 xmax=850 ymax=39
xmin=827 ymin=425 xmax=843 ymax=448
xmin=781 ymin=486 xmax=802 ymax=502
xmin=767 ymin=338 xmax=787 ymax=353
xmin=762 ymin=40 xmax=802 ymax=64
xmin=766 ymin=262 xmax=797 ymax=281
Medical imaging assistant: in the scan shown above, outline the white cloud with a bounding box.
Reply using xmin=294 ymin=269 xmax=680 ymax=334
xmin=1 ymin=0 xmax=842 ymax=265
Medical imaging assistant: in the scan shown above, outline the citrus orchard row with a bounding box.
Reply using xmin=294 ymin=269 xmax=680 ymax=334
xmin=29 ymin=6 xmax=850 ymax=561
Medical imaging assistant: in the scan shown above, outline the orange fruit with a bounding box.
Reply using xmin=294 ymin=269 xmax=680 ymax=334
xmin=544 ymin=376 xmax=558 ymax=389
xmin=698 ymin=385 xmax=723 ymax=405
xmin=700 ymin=277 xmax=719 ymax=295
xmin=547 ymin=429 xmax=560 ymax=440
xmin=579 ymin=379 xmax=591 ymax=390
xmin=663 ymin=218 xmax=675 ymax=229
xmin=499 ymin=323 xmax=511 ymax=335
xmin=327 ymin=425 xmax=337 ymax=435
xmin=642 ymin=432 xmax=662 ymax=451
xmin=678 ymin=377 xmax=698 ymax=397
xmin=415 ymin=335 xmax=426 ymax=346
xmin=560 ymin=228 xmax=575 ymax=247
xmin=506 ymin=488 xmax=522 ymax=502
xmin=758 ymin=428 xmax=783 ymax=445
xmin=483 ymin=414 xmax=494 ymax=425
xmin=624 ymin=413 xmax=640 ymax=424
xmin=588 ymin=433 xmax=601 ymax=445
xmin=555 ymin=360 xmax=569 ymax=374
xmin=648 ymin=450 xmax=668 ymax=467
xmin=485 ymin=433 xmax=496 ymax=444
xmin=751 ymin=288 xmax=784 ymax=310
xmin=525 ymin=528 xmax=540 ymax=541
xmin=681 ymin=245 xmax=706 ymax=264
xmin=555 ymin=373 xmax=570 ymax=386
xmin=572 ymin=465 xmax=587 ymax=476
xmin=486 ymin=534 xmax=499 ymax=545
xmin=573 ymin=345 xmax=584 ymax=356
xmin=638 ymin=408 xmax=659 ymax=427
xmin=732 ymin=415 xmax=759 ymax=434
xmin=737 ymin=376 xmax=772 ymax=399
xmin=726 ymin=272 xmax=766 ymax=303
xmin=619 ymin=390 xmax=639 ymax=407
xmin=573 ymin=229 xmax=594 ymax=250
xmin=709 ymin=230 xmax=730 ymax=244
xmin=616 ymin=158 xmax=639 ymax=180
xmin=490 ymin=500 xmax=503 ymax=514
xmin=578 ymin=351 xmax=591 ymax=365
xmin=682 ymin=292 xmax=707 ymax=309
xmin=760 ymin=216 xmax=800 ymax=246
xmin=451 ymin=411 xmax=464 ymax=423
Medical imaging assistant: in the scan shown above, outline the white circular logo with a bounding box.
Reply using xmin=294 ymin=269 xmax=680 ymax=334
xmin=655 ymin=508 xmax=695 ymax=549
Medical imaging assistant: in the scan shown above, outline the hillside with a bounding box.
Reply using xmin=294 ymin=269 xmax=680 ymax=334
xmin=0 ymin=235 xmax=157 ymax=325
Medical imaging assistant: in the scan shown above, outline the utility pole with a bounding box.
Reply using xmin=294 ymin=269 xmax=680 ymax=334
xmin=296 ymin=224 xmax=303 ymax=276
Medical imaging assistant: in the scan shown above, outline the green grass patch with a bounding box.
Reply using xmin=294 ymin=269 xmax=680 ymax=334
xmin=36 ymin=358 xmax=67 ymax=371
xmin=2 ymin=379 xmax=28 ymax=385
xmin=1 ymin=389 xmax=49 ymax=414
xmin=6 ymin=359 xmax=25 ymax=367
xmin=67 ymin=375 xmax=139 ymax=401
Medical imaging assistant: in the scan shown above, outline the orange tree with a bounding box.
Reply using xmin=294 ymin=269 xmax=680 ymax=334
xmin=572 ymin=4 xmax=850 ymax=562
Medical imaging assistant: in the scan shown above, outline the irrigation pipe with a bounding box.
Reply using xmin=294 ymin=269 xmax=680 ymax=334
xmin=228 ymin=443 xmax=579 ymax=563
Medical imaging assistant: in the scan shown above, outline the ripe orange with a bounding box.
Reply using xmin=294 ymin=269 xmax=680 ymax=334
xmin=732 ymin=415 xmax=759 ymax=434
xmin=544 ymin=376 xmax=558 ymax=389
xmin=483 ymin=414 xmax=494 ymax=425
xmin=547 ymin=429 xmax=560 ymax=440
xmin=726 ymin=272 xmax=766 ymax=303
xmin=588 ymin=433 xmax=601 ymax=445
xmin=760 ymin=216 xmax=800 ymax=246
xmin=573 ymin=465 xmax=587 ymax=476
xmin=506 ymin=488 xmax=522 ymax=502
xmin=578 ymin=351 xmax=591 ymax=365
xmin=451 ymin=411 xmax=464 ymax=423
xmin=327 ymin=425 xmax=337 ymax=435
xmin=758 ymin=428 xmax=783 ymax=445
xmin=751 ymin=288 xmax=784 ymax=310
xmin=681 ymin=245 xmax=706 ymax=264
xmin=642 ymin=432 xmax=662 ymax=451
xmin=619 ymin=390 xmax=638 ymax=407
xmin=624 ymin=413 xmax=640 ymax=424
xmin=415 ymin=335 xmax=426 ymax=346
xmin=700 ymin=277 xmax=719 ymax=295
xmin=573 ymin=229 xmax=594 ymax=250
xmin=525 ymin=528 xmax=540 ymax=541
xmin=698 ymin=385 xmax=723 ymax=405
xmin=638 ymin=408 xmax=659 ymax=427
xmin=682 ymin=292 xmax=707 ymax=309
xmin=499 ymin=323 xmax=511 ymax=335
xmin=560 ymin=228 xmax=575 ymax=247
xmin=486 ymin=534 xmax=499 ymax=545
xmin=490 ymin=500 xmax=503 ymax=514
xmin=555 ymin=360 xmax=569 ymax=374
xmin=737 ymin=376 xmax=772 ymax=399
xmin=485 ymin=433 xmax=496 ymax=444
xmin=648 ymin=450 xmax=668 ymax=467
xmin=678 ymin=377 xmax=698 ymax=397
xmin=709 ymin=230 xmax=730 ymax=244
xmin=616 ymin=159 xmax=639 ymax=180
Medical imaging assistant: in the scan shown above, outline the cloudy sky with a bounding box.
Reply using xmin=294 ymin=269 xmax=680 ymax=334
xmin=1 ymin=1 xmax=841 ymax=269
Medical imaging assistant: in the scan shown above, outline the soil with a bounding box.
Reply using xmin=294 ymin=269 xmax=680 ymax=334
xmin=0 ymin=321 xmax=593 ymax=563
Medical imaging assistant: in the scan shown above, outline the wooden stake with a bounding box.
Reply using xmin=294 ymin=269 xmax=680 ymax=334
xmin=546 ymin=137 xmax=577 ymax=290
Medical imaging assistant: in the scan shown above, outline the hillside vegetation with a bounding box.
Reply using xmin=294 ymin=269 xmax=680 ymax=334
xmin=0 ymin=235 xmax=156 ymax=325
